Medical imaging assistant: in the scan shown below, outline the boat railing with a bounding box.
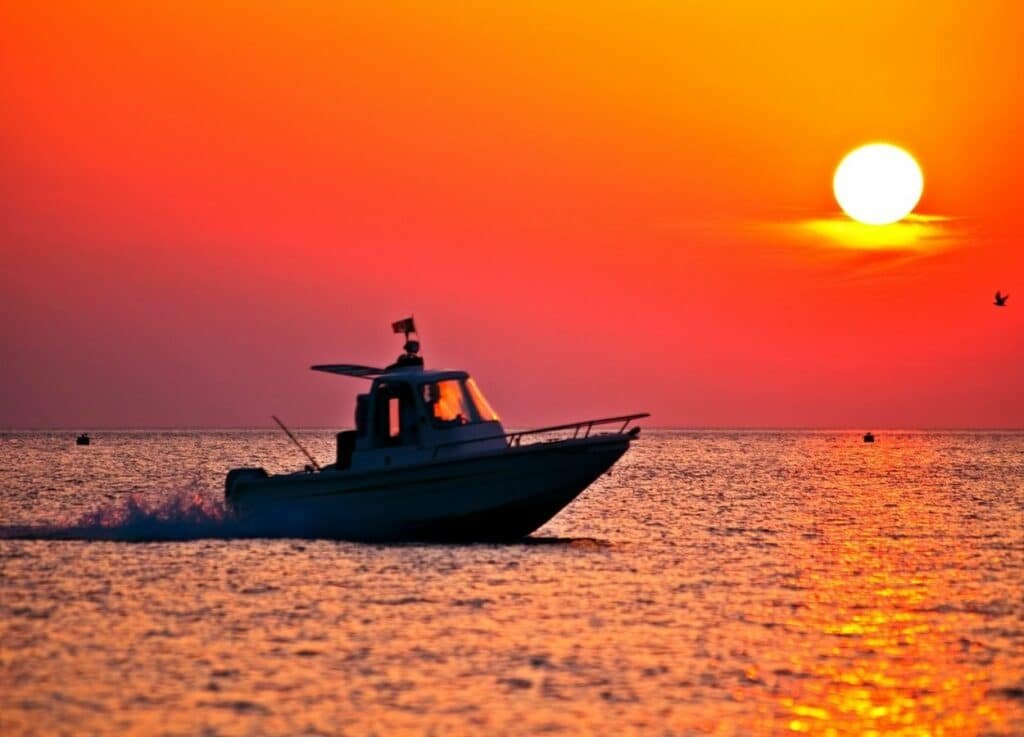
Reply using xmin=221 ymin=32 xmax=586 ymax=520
xmin=431 ymin=413 xmax=650 ymax=459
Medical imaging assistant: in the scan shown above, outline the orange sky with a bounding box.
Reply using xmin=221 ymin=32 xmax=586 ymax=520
xmin=1 ymin=1 xmax=1022 ymax=428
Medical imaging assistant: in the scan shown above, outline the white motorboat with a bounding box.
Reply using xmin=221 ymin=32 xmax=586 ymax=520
xmin=225 ymin=319 xmax=648 ymax=541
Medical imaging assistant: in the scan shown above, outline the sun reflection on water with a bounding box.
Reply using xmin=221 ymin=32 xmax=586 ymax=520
xmin=775 ymin=439 xmax=1016 ymax=736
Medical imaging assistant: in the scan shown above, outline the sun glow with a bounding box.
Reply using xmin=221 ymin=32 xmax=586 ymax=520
xmin=833 ymin=144 xmax=923 ymax=225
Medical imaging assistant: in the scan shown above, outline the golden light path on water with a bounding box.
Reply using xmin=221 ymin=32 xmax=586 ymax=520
xmin=1 ymin=430 xmax=1022 ymax=736
xmin=775 ymin=439 xmax=1013 ymax=735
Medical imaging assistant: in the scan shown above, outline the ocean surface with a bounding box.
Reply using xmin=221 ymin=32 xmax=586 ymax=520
xmin=1 ymin=430 xmax=1022 ymax=736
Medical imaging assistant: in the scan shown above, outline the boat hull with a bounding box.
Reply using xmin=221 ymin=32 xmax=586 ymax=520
xmin=226 ymin=433 xmax=633 ymax=541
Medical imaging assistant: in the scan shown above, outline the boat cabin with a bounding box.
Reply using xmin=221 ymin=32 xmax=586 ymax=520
xmin=348 ymin=368 xmax=505 ymax=470
xmin=315 ymin=340 xmax=506 ymax=472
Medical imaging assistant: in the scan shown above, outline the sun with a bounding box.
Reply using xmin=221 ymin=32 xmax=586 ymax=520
xmin=833 ymin=143 xmax=923 ymax=225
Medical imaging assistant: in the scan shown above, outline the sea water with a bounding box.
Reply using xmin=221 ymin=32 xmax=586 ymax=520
xmin=1 ymin=430 xmax=1022 ymax=736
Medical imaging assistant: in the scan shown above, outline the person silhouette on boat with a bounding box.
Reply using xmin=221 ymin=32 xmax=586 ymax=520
xmin=423 ymin=381 xmax=469 ymax=427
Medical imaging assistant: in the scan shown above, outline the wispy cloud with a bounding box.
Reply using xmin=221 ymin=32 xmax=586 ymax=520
xmin=790 ymin=214 xmax=963 ymax=253
xmin=727 ymin=213 xmax=974 ymax=281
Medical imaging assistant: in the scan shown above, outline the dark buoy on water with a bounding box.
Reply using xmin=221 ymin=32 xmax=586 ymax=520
xmin=863 ymin=432 xmax=875 ymax=443
xmin=76 ymin=433 xmax=90 ymax=446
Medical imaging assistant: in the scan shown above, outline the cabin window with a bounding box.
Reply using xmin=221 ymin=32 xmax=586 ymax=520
xmin=388 ymin=397 xmax=401 ymax=438
xmin=421 ymin=378 xmax=500 ymax=427
xmin=465 ymin=378 xmax=499 ymax=422
xmin=373 ymin=382 xmax=418 ymax=446
xmin=422 ymin=380 xmax=471 ymax=427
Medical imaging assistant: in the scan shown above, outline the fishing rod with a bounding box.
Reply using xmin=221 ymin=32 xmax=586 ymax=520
xmin=271 ymin=415 xmax=321 ymax=471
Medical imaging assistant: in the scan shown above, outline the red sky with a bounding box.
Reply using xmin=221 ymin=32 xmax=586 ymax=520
xmin=2 ymin=2 xmax=1022 ymax=428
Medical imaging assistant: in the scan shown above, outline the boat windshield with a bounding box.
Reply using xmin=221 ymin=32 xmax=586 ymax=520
xmin=421 ymin=378 xmax=500 ymax=427
xmin=465 ymin=377 xmax=499 ymax=421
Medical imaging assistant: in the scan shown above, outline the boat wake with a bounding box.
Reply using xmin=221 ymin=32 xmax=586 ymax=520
xmin=0 ymin=490 xmax=616 ymax=545
xmin=0 ymin=489 xmax=309 ymax=542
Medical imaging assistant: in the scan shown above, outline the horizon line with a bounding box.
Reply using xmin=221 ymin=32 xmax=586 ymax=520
xmin=3 ymin=425 xmax=1023 ymax=433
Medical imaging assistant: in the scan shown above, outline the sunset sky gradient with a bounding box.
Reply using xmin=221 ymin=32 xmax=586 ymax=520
xmin=2 ymin=2 xmax=1022 ymax=428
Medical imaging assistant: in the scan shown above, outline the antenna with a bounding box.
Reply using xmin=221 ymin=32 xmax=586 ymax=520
xmin=271 ymin=415 xmax=321 ymax=471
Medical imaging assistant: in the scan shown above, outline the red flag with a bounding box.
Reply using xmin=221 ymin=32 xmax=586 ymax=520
xmin=391 ymin=317 xmax=416 ymax=334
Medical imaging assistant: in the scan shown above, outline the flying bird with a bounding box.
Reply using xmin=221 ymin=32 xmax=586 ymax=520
xmin=994 ymin=291 xmax=1009 ymax=307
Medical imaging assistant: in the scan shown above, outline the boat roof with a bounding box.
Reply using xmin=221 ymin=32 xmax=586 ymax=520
xmin=311 ymin=363 xmax=468 ymax=383
xmin=310 ymin=363 xmax=383 ymax=378
xmin=312 ymin=326 xmax=464 ymax=383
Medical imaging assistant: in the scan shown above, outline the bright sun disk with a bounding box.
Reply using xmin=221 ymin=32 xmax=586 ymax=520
xmin=833 ymin=143 xmax=923 ymax=225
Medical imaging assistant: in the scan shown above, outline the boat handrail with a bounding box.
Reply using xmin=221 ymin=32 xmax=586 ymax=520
xmin=431 ymin=413 xmax=650 ymax=459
